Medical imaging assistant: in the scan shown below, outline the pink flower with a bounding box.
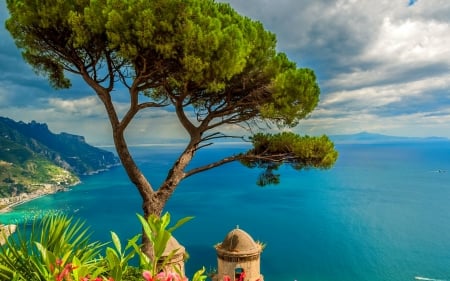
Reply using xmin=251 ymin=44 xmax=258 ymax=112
xmin=143 ymin=270 xmax=154 ymax=281
xmin=156 ymin=271 xmax=172 ymax=281
xmin=223 ymin=275 xmax=231 ymax=281
xmin=154 ymin=271 xmax=187 ymax=281
xmin=79 ymin=276 xmax=114 ymax=281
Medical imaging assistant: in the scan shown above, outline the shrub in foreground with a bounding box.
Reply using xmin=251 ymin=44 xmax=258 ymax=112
xmin=0 ymin=212 xmax=207 ymax=281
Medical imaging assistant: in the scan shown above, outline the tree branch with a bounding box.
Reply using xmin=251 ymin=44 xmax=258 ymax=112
xmin=200 ymin=132 xmax=247 ymax=143
xmin=184 ymin=154 xmax=242 ymax=179
xmin=173 ymin=85 xmax=197 ymax=136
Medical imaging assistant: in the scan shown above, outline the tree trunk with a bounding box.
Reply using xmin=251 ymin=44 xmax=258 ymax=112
xmin=113 ymin=132 xmax=199 ymax=259
xmin=141 ymin=143 xmax=198 ymax=256
xmin=90 ymin=78 xmax=201 ymax=259
xmin=112 ymin=127 xmax=162 ymax=257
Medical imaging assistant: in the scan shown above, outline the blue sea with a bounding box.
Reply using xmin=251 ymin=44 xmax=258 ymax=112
xmin=2 ymin=142 xmax=450 ymax=281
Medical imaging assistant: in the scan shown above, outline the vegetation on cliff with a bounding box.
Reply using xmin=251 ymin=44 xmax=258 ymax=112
xmin=0 ymin=116 xmax=119 ymax=199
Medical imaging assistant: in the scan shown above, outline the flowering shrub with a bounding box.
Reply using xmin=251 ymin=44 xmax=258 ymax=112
xmin=49 ymin=259 xmax=78 ymax=281
xmin=49 ymin=258 xmax=113 ymax=281
xmin=0 ymin=212 xmax=207 ymax=281
xmin=80 ymin=277 xmax=114 ymax=281
xmin=0 ymin=214 xmax=106 ymax=280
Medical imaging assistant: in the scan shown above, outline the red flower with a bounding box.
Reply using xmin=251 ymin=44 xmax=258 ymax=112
xmin=238 ymin=271 xmax=246 ymax=281
xmin=152 ymin=271 xmax=187 ymax=281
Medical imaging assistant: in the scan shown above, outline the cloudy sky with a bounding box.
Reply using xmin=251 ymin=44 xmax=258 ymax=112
xmin=1 ymin=0 xmax=450 ymax=145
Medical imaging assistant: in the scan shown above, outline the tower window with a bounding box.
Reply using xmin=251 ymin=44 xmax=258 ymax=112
xmin=235 ymin=267 xmax=245 ymax=281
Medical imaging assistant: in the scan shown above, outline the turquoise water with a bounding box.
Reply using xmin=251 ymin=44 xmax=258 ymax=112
xmin=2 ymin=142 xmax=450 ymax=281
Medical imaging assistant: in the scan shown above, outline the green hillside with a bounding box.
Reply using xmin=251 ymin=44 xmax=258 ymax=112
xmin=0 ymin=117 xmax=119 ymax=199
xmin=0 ymin=137 xmax=79 ymax=198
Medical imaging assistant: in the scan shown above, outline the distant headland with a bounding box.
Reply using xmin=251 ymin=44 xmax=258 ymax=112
xmin=0 ymin=116 xmax=119 ymax=213
xmin=330 ymin=131 xmax=450 ymax=144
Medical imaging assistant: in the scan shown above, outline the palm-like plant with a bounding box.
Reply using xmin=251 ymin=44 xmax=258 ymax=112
xmin=0 ymin=212 xmax=208 ymax=281
xmin=0 ymin=213 xmax=106 ymax=280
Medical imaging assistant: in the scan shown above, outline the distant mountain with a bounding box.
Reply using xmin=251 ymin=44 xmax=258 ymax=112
xmin=0 ymin=116 xmax=119 ymax=198
xmin=330 ymin=131 xmax=450 ymax=144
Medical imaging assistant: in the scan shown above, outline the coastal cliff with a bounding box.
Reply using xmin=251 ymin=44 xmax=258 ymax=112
xmin=0 ymin=116 xmax=119 ymax=205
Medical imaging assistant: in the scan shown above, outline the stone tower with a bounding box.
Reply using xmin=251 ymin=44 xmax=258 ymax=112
xmin=160 ymin=236 xmax=186 ymax=275
xmin=214 ymin=227 xmax=264 ymax=281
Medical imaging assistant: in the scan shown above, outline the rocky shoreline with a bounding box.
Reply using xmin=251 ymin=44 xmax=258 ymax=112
xmin=0 ymin=165 xmax=115 ymax=244
xmin=0 ymin=181 xmax=80 ymax=214
xmin=0 ymin=224 xmax=16 ymax=245
xmin=0 ymin=164 xmax=120 ymax=214
xmin=0 ymin=181 xmax=81 ymax=244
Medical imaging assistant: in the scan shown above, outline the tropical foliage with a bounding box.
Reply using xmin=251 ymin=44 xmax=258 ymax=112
xmin=0 ymin=213 xmax=205 ymax=281
xmin=0 ymin=214 xmax=105 ymax=280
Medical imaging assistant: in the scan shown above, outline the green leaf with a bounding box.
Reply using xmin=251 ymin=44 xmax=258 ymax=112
xmin=137 ymin=214 xmax=154 ymax=243
xmin=111 ymin=231 xmax=122 ymax=254
xmin=192 ymin=266 xmax=207 ymax=281
xmin=106 ymin=247 xmax=122 ymax=281
xmin=167 ymin=216 xmax=194 ymax=233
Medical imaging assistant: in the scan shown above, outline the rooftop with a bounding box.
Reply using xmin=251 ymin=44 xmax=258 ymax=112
xmin=215 ymin=227 xmax=262 ymax=256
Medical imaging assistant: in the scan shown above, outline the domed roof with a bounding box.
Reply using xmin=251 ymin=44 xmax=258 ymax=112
xmin=216 ymin=227 xmax=262 ymax=256
xmin=163 ymin=236 xmax=185 ymax=256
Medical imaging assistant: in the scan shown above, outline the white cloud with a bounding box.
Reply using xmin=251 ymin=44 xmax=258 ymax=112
xmin=2 ymin=0 xmax=450 ymax=142
xmin=48 ymin=96 xmax=105 ymax=116
xmin=365 ymin=17 xmax=450 ymax=65
xmin=299 ymin=109 xmax=450 ymax=138
xmin=323 ymin=75 xmax=450 ymax=111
